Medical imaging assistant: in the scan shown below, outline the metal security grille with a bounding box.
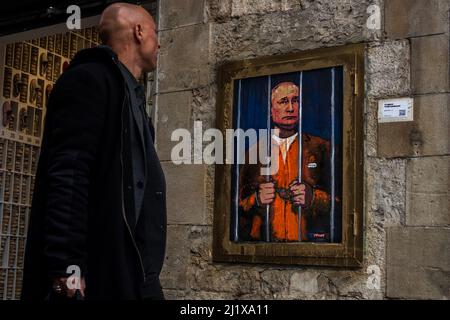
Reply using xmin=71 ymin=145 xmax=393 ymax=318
xmin=0 ymin=27 xmax=102 ymax=300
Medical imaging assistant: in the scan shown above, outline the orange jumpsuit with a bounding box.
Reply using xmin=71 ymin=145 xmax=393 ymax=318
xmin=239 ymin=134 xmax=333 ymax=242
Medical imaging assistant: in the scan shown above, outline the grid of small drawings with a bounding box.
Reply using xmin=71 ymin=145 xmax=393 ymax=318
xmin=0 ymin=27 xmax=102 ymax=300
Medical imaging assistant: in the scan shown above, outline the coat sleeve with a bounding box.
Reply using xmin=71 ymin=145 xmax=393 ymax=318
xmin=43 ymin=66 xmax=108 ymax=277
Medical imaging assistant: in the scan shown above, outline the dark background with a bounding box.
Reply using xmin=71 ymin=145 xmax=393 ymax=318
xmin=0 ymin=0 xmax=157 ymax=37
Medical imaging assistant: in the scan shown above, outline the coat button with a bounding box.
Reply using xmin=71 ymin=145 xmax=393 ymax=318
xmin=136 ymin=181 xmax=144 ymax=189
xmin=155 ymin=191 xmax=163 ymax=199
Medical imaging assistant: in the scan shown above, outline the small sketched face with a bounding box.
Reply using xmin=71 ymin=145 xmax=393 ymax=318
xmin=271 ymin=83 xmax=300 ymax=128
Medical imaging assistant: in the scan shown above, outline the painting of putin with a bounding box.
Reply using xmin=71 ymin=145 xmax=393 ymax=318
xmin=232 ymin=68 xmax=343 ymax=243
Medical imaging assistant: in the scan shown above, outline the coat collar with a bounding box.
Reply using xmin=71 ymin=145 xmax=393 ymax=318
xmin=67 ymin=45 xmax=120 ymax=70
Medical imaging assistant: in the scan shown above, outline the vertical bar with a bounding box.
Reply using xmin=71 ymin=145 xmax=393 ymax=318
xmin=330 ymin=68 xmax=336 ymax=242
xmin=265 ymin=76 xmax=271 ymax=242
xmin=233 ymin=80 xmax=242 ymax=242
xmin=298 ymin=72 xmax=303 ymax=242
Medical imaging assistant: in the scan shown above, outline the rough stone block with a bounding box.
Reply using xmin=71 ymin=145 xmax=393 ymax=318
xmin=259 ymin=269 xmax=292 ymax=298
xmin=366 ymin=41 xmax=411 ymax=98
xmin=365 ymin=98 xmax=379 ymax=158
xmin=188 ymin=264 xmax=262 ymax=295
xmin=155 ymin=91 xmax=192 ymax=161
xmin=206 ymin=0 xmax=232 ymax=22
xmin=386 ymin=226 xmax=450 ymax=299
xmin=161 ymin=162 xmax=207 ymax=224
xmin=411 ymin=34 xmax=450 ymax=94
xmin=207 ymin=0 xmax=311 ymax=21
xmin=160 ymin=0 xmax=205 ymax=30
xmin=231 ymin=0 xmax=284 ymax=16
xmin=158 ymin=24 xmax=211 ymax=92
xmin=189 ymin=226 xmax=212 ymax=263
xmin=366 ymin=158 xmax=407 ymax=226
xmin=385 ymin=0 xmax=449 ymax=39
xmin=378 ymin=94 xmax=450 ymax=157
xmin=407 ymin=156 xmax=450 ymax=226
xmin=212 ymin=1 xmax=382 ymax=62
xmin=160 ymin=225 xmax=190 ymax=290
xmin=289 ymin=272 xmax=320 ymax=295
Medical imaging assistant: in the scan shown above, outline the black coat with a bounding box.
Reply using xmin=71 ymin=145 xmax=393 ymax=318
xmin=21 ymin=47 xmax=167 ymax=300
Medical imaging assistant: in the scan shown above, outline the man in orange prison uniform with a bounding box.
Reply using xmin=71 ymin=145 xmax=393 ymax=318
xmin=238 ymin=82 xmax=335 ymax=242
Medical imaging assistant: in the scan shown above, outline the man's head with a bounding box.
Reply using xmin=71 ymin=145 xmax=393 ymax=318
xmin=271 ymin=82 xmax=300 ymax=135
xmin=99 ymin=3 xmax=159 ymax=74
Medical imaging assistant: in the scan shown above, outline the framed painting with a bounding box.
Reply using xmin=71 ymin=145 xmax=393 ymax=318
xmin=213 ymin=44 xmax=365 ymax=267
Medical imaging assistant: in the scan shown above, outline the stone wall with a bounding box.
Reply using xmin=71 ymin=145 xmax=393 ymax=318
xmin=155 ymin=0 xmax=450 ymax=299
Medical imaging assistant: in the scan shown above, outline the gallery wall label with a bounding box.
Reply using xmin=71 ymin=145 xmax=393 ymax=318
xmin=378 ymin=97 xmax=414 ymax=123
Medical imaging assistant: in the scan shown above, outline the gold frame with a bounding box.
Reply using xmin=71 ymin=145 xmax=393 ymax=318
xmin=213 ymin=44 xmax=365 ymax=267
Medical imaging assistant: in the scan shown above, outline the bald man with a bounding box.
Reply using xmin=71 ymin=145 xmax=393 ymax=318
xmin=21 ymin=3 xmax=166 ymax=300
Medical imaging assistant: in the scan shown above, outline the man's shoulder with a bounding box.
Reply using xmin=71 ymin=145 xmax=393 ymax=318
xmin=61 ymin=61 xmax=115 ymax=82
xmin=61 ymin=46 xmax=121 ymax=82
xmin=53 ymin=59 xmax=123 ymax=100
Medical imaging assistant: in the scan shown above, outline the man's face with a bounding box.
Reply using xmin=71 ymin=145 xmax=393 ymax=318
xmin=271 ymin=82 xmax=299 ymax=130
xmin=139 ymin=16 xmax=159 ymax=72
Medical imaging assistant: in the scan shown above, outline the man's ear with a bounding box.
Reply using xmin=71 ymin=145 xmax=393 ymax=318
xmin=134 ymin=24 xmax=144 ymax=44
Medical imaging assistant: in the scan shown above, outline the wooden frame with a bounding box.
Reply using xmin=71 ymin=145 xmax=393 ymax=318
xmin=213 ymin=44 xmax=365 ymax=267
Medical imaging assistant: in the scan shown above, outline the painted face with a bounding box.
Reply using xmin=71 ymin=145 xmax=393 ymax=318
xmin=271 ymin=82 xmax=299 ymax=129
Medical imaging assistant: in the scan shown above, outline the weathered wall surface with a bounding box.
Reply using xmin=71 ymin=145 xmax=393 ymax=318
xmin=155 ymin=0 xmax=450 ymax=299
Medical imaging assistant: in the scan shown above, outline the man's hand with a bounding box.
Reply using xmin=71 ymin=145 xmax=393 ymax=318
xmin=52 ymin=277 xmax=86 ymax=299
xmin=289 ymin=181 xmax=313 ymax=207
xmin=257 ymin=182 xmax=275 ymax=206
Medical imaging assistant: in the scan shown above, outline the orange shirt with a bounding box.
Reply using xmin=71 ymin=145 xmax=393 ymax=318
xmin=239 ymin=134 xmax=332 ymax=242
xmin=275 ymin=137 xmax=299 ymax=241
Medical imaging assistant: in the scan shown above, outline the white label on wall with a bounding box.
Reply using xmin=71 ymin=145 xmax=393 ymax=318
xmin=378 ymin=97 xmax=414 ymax=123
